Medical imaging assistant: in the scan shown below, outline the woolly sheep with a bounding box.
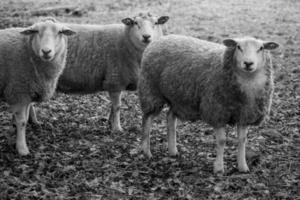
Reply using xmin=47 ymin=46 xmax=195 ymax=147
xmin=138 ymin=35 xmax=279 ymax=173
xmin=0 ymin=18 xmax=75 ymax=155
xmin=29 ymin=12 xmax=169 ymax=132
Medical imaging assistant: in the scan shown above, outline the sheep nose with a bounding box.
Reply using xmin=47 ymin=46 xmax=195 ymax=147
xmin=244 ymin=61 xmax=253 ymax=68
xmin=42 ymin=49 xmax=52 ymax=55
xmin=143 ymin=34 xmax=151 ymax=41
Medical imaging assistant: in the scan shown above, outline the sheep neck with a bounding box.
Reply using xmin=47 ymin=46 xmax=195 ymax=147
xmin=123 ymin=27 xmax=144 ymax=65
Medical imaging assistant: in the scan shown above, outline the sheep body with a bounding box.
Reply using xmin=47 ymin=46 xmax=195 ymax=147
xmin=139 ymin=34 xmax=278 ymax=173
xmin=0 ymin=28 xmax=67 ymax=105
xmin=139 ymin=35 xmax=274 ymax=127
xmin=57 ymin=24 xmax=141 ymax=93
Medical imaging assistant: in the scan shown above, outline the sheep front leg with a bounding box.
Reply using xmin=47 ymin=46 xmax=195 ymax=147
xmin=167 ymin=110 xmax=178 ymax=156
xmin=108 ymin=91 xmax=123 ymax=132
xmin=213 ymin=127 xmax=226 ymax=174
xmin=141 ymin=114 xmax=153 ymax=158
xmin=28 ymin=104 xmax=41 ymax=125
xmin=237 ymin=126 xmax=249 ymax=172
xmin=11 ymin=103 xmax=30 ymax=155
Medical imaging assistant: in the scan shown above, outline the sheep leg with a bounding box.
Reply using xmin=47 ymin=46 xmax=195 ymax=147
xmin=237 ymin=126 xmax=249 ymax=172
xmin=11 ymin=103 xmax=30 ymax=155
xmin=213 ymin=127 xmax=226 ymax=174
xmin=28 ymin=104 xmax=41 ymax=125
xmin=141 ymin=114 xmax=153 ymax=158
xmin=108 ymin=91 xmax=123 ymax=132
xmin=167 ymin=110 xmax=178 ymax=156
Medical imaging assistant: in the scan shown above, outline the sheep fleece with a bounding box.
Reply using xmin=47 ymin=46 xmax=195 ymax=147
xmin=57 ymin=24 xmax=141 ymax=93
xmin=0 ymin=28 xmax=67 ymax=105
xmin=139 ymin=35 xmax=274 ymax=127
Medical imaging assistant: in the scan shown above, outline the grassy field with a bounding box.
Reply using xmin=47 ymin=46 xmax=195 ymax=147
xmin=0 ymin=0 xmax=299 ymax=199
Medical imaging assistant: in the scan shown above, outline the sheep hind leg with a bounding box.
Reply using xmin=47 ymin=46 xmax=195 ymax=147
xmin=108 ymin=91 xmax=123 ymax=132
xmin=213 ymin=127 xmax=226 ymax=174
xmin=237 ymin=126 xmax=249 ymax=172
xmin=28 ymin=104 xmax=41 ymax=125
xmin=167 ymin=110 xmax=178 ymax=156
xmin=141 ymin=113 xmax=153 ymax=158
xmin=11 ymin=103 xmax=31 ymax=155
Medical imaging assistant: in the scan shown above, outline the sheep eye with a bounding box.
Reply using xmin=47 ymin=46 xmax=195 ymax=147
xmin=237 ymin=45 xmax=243 ymax=52
xmin=154 ymin=22 xmax=158 ymax=25
xmin=133 ymin=21 xmax=141 ymax=29
xmin=258 ymin=46 xmax=264 ymax=51
xmin=28 ymin=30 xmax=39 ymax=34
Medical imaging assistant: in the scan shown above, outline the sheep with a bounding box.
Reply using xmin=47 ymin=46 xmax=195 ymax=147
xmin=138 ymin=35 xmax=279 ymax=173
xmin=0 ymin=18 xmax=76 ymax=155
xmin=29 ymin=12 xmax=169 ymax=132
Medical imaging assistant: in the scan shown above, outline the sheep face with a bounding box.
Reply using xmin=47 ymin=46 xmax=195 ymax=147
xmin=21 ymin=19 xmax=76 ymax=61
xmin=223 ymin=38 xmax=279 ymax=73
xmin=122 ymin=12 xmax=169 ymax=49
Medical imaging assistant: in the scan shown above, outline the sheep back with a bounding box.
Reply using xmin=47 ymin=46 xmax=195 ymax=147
xmin=140 ymin=35 xmax=274 ymax=128
xmin=57 ymin=24 xmax=141 ymax=94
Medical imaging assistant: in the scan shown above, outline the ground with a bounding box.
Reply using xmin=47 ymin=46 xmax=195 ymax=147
xmin=0 ymin=0 xmax=299 ymax=199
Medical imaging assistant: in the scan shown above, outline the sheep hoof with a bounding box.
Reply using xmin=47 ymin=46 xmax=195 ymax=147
xmin=238 ymin=165 xmax=250 ymax=173
xmin=17 ymin=145 xmax=30 ymax=156
xmin=144 ymin=151 xmax=153 ymax=158
xmin=111 ymin=127 xmax=124 ymax=133
xmin=213 ymin=162 xmax=225 ymax=174
xmin=29 ymin=119 xmax=42 ymax=126
xmin=169 ymin=149 xmax=179 ymax=157
xmin=29 ymin=120 xmax=42 ymax=129
xmin=141 ymin=147 xmax=152 ymax=158
xmin=140 ymin=145 xmax=152 ymax=158
xmin=213 ymin=168 xmax=225 ymax=175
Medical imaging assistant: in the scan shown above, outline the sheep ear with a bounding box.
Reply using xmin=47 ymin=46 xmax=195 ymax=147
xmin=60 ymin=27 xmax=76 ymax=36
xmin=20 ymin=26 xmax=38 ymax=35
xmin=122 ymin=18 xmax=134 ymax=26
xmin=223 ymin=39 xmax=237 ymax=48
xmin=157 ymin=16 xmax=169 ymax=24
xmin=263 ymin=42 xmax=279 ymax=50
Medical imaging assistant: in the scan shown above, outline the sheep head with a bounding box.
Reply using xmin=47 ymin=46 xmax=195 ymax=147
xmin=20 ymin=18 xmax=76 ymax=62
xmin=223 ymin=37 xmax=279 ymax=74
xmin=122 ymin=12 xmax=169 ymax=49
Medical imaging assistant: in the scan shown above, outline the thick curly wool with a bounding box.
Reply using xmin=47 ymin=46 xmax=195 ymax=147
xmin=57 ymin=24 xmax=144 ymax=93
xmin=139 ymin=35 xmax=274 ymax=127
xmin=0 ymin=28 xmax=67 ymax=105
